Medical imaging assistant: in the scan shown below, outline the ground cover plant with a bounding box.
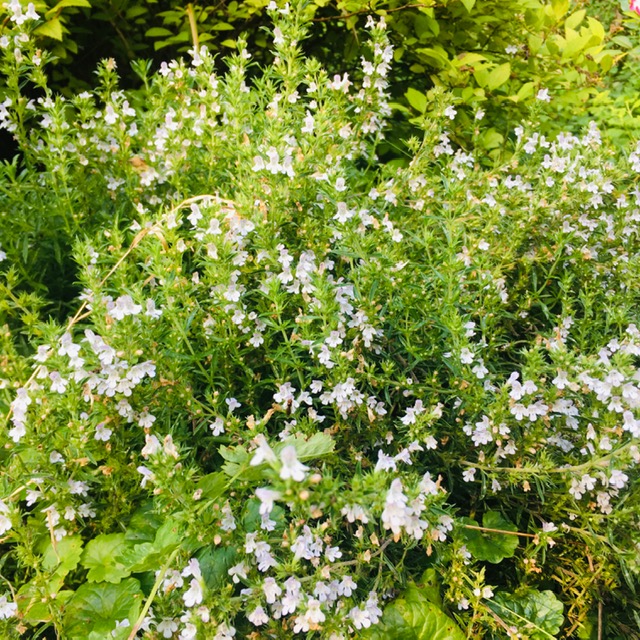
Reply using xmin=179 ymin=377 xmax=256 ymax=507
xmin=0 ymin=1 xmax=640 ymax=638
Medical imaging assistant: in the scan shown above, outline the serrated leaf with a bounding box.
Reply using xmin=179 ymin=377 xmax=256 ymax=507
xmin=81 ymin=533 xmax=131 ymax=583
xmin=196 ymin=471 xmax=227 ymax=500
xmin=461 ymin=511 xmax=519 ymax=563
xmin=118 ymin=542 xmax=158 ymax=573
xmin=63 ymin=578 xmax=142 ymax=638
xmin=489 ymin=590 xmax=564 ymax=639
xmin=154 ymin=518 xmax=187 ymax=551
xmin=42 ymin=535 xmax=83 ymax=577
xmin=365 ymin=582 xmax=465 ymax=639
xmin=275 ymin=432 xmax=335 ymax=460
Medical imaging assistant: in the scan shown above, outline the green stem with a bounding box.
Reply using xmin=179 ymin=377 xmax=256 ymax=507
xmin=128 ymin=547 xmax=180 ymax=640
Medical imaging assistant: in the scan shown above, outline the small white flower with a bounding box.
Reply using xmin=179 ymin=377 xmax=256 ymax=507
xmin=279 ymin=445 xmax=309 ymax=482
xmin=0 ymin=594 xmax=18 ymax=620
xmin=536 ymin=88 xmax=551 ymax=102
xmin=248 ymin=606 xmax=269 ymax=626
xmin=444 ymin=105 xmax=457 ymax=120
xmin=183 ymin=578 xmax=203 ymax=607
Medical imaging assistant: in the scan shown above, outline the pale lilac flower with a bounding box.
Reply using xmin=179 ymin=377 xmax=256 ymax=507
xmin=248 ymin=606 xmax=269 ymax=625
xmin=536 ymin=88 xmax=551 ymax=102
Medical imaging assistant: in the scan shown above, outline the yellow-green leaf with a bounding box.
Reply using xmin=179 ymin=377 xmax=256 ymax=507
xmin=405 ymin=87 xmax=427 ymax=113
xmin=564 ymin=9 xmax=585 ymax=30
xmin=486 ymin=62 xmax=511 ymax=90
xmin=34 ymin=18 xmax=63 ymax=41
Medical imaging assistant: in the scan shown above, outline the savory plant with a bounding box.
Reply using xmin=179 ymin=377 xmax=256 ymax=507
xmin=0 ymin=1 xmax=639 ymax=638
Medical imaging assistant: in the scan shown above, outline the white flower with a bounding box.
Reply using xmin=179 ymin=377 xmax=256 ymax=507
xmin=95 ymin=422 xmax=113 ymax=441
xmin=462 ymin=468 xmax=476 ymax=482
xmin=157 ymin=618 xmax=178 ymax=638
xmin=536 ymin=88 xmax=551 ymax=102
xmin=250 ymin=435 xmax=277 ymax=466
xmin=183 ymin=579 xmax=203 ymax=607
xmin=248 ymin=606 xmax=269 ymax=626
xmin=255 ymin=487 xmax=281 ymax=515
xmin=141 ymin=434 xmax=161 ymax=457
xmin=444 ymin=105 xmax=457 ymax=120
xmin=109 ymin=294 xmax=142 ymax=320
xmin=0 ymin=501 xmax=12 ymax=535
xmin=137 ymin=466 xmax=155 ymax=488
xmin=0 ymin=595 xmax=18 ymax=620
xmin=279 ymin=445 xmax=309 ymax=482
xmin=210 ymin=417 xmax=225 ymax=436
xmin=262 ymin=577 xmax=282 ymax=603
xmin=459 ymin=348 xmax=474 ymax=364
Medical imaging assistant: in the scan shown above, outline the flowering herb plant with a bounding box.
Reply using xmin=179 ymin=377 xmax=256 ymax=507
xmin=0 ymin=1 xmax=639 ymax=638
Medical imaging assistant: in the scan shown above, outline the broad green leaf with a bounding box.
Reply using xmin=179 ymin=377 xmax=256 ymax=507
xmin=276 ymin=432 xmax=335 ymax=460
xmin=515 ymin=81 xmax=535 ymax=102
xmin=154 ymin=517 xmax=188 ymax=552
xmin=486 ymin=62 xmax=511 ymax=90
xmin=405 ymin=88 xmax=427 ymax=114
xmin=118 ymin=542 xmax=158 ymax=573
xmin=564 ymin=9 xmax=585 ymax=30
xmin=243 ymin=498 xmax=285 ymax=532
xmin=587 ymin=17 xmax=605 ymax=41
xmin=489 ymin=590 xmax=564 ymax=639
xmin=418 ymin=569 xmax=442 ymax=607
xmin=551 ymin=0 xmax=569 ymax=19
xmin=18 ymin=581 xmax=73 ymax=624
xmin=196 ymin=471 xmax=227 ymax=500
xmin=460 ymin=0 xmax=476 ymax=12
xmin=125 ymin=503 xmax=163 ymax=543
xmin=34 ymin=18 xmax=63 ymax=41
xmin=365 ymin=582 xmax=465 ymax=639
xmin=460 ymin=511 xmax=519 ymax=563
xmin=63 ymin=578 xmax=142 ymax=638
xmin=196 ymin=545 xmax=238 ymax=590
xmin=49 ymin=0 xmax=91 ymax=10
xmin=41 ymin=535 xmax=83 ymax=577
xmin=81 ymin=533 xmax=131 ymax=583
xmin=481 ymin=128 xmax=504 ymax=149
xmin=415 ymin=46 xmax=450 ymax=69
xmin=145 ymin=27 xmax=174 ymax=37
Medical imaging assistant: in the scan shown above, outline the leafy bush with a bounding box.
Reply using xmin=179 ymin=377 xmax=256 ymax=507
xmin=1 ymin=0 xmax=632 ymax=155
xmin=1 ymin=2 xmax=640 ymax=639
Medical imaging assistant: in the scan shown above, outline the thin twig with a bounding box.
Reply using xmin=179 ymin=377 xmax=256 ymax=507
xmin=461 ymin=523 xmax=536 ymax=538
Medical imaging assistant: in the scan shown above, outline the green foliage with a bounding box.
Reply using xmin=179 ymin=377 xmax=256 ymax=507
xmin=0 ymin=1 xmax=639 ymax=638
xmin=460 ymin=511 xmax=520 ymax=564
xmin=365 ymin=573 xmax=466 ymax=640
xmin=489 ymin=590 xmax=565 ymax=639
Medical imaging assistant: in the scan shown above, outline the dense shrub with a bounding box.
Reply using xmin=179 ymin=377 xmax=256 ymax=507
xmin=1 ymin=2 xmax=640 ymax=639
xmin=2 ymin=0 xmax=637 ymax=157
